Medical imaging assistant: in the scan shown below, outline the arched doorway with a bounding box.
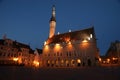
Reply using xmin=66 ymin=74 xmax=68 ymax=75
xmin=71 ymin=59 xmax=75 ymax=67
xmin=87 ymin=59 xmax=91 ymax=66
xmin=77 ymin=59 xmax=81 ymax=67
xmin=65 ymin=60 xmax=69 ymax=67
xmin=51 ymin=60 xmax=54 ymax=67
xmin=47 ymin=60 xmax=50 ymax=67
xmin=61 ymin=59 xmax=64 ymax=67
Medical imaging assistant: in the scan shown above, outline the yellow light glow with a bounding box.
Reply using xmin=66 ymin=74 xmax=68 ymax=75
xmin=67 ymin=41 xmax=72 ymax=49
xmin=56 ymin=43 xmax=60 ymax=46
xmin=107 ymin=58 xmax=110 ymax=63
xmin=68 ymin=41 xmax=71 ymax=45
xmin=112 ymin=57 xmax=118 ymax=60
xmin=82 ymin=39 xmax=88 ymax=43
xmin=33 ymin=61 xmax=39 ymax=67
xmin=99 ymin=58 xmax=102 ymax=62
xmin=13 ymin=58 xmax=18 ymax=62
xmin=45 ymin=45 xmax=49 ymax=49
xmin=103 ymin=61 xmax=106 ymax=64
xmin=55 ymin=43 xmax=60 ymax=48
xmin=65 ymin=37 xmax=70 ymax=42
xmin=82 ymin=39 xmax=89 ymax=48
xmin=77 ymin=59 xmax=81 ymax=63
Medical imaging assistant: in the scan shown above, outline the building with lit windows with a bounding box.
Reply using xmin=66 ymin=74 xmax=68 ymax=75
xmin=42 ymin=5 xmax=99 ymax=67
xmin=105 ymin=40 xmax=120 ymax=64
xmin=34 ymin=48 xmax=42 ymax=67
xmin=0 ymin=36 xmax=34 ymax=66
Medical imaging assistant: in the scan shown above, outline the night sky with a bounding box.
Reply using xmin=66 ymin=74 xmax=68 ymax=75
xmin=0 ymin=0 xmax=120 ymax=55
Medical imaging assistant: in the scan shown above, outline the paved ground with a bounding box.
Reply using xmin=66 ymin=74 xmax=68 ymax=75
xmin=0 ymin=66 xmax=120 ymax=80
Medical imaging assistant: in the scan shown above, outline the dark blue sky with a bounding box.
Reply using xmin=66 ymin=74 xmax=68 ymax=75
xmin=0 ymin=0 xmax=120 ymax=55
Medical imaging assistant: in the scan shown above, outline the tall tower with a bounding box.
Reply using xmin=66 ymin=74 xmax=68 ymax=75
xmin=49 ymin=5 xmax=56 ymax=38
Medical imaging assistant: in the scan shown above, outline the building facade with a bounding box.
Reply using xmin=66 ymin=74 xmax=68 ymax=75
xmin=105 ymin=40 xmax=120 ymax=64
xmin=42 ymin=6 xmax=99 ymax=67
xmin=0 ymin=36 xmax=34 ymax=66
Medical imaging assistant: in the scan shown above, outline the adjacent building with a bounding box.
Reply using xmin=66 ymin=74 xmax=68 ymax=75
xmin=0 ymin=36 xmax=34 ymax=66
xmin=105 ymin=40 xmax=120 ymax=64
xmin=34 ymin=48 xmax=42 ymax=67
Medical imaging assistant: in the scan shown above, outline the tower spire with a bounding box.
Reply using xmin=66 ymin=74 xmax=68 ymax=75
xmin=50 ymin=5 xmax=56 ymax=22
xmin=49 ymin=5 xmax=56 ymax=38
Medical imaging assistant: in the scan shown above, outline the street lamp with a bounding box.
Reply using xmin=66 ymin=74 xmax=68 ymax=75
xmin=13 ymin=57 xmax=18 ymax=62
xmin=33 ymin=61 xmax=39 ymax=67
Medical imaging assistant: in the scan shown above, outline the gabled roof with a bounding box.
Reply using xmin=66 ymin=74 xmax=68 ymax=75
xmin=13 ymin=41 xmax=30 ymax=49
xmin=46 ymin=27 xmax=95 ymax=44
xmin=0 ymin=39 xmax=30 ymax=49
xmin=36 ymin=48 xmax=42 ymax=54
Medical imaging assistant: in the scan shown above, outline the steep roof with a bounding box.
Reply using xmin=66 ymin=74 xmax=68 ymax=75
xmin=36 ymin=48 xmax=42 ymax=54
xmin=0 ymin=39 xmax=30 ymax=49
xmin=13 ymin=41 xmax=30 ymax=49
xmin=46 ymin=27 xmax=96 ymax=44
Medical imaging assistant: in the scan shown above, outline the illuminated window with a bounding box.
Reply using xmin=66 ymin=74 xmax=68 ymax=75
xmin=61 ymin=60 xmax=64 ymax=64
xmin=47 ymin=60 xmax=50 ymax=64
xmin=71 ymin=59 xmax=75 ymax=64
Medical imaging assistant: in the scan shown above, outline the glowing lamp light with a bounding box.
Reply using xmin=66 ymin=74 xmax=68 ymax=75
xmin=77 ymin=59 xmax=81 ymax=63
xmin=87 ymin=37 xmax=90 ymax=40
xmin=45 ymin=45 xmax=49 ymax=49
xmin=112 ymin=57 xmax=118 ymax=60
xmin=90 ymin=34 xmax=93 ymax=38
xmin=44 ymin=41 xmax=46 ymax=45
xmin=33 ymin=61 xmax=39 ymax=67
xmin=107 ymin=58 xmax=110 ymax=63
xmin=13 ymin=58 xmax=18 ymax=62
xmin=82 ymin=39 xmax=88 ymax=43
xmin=54 ymin=43 xmax=61 ymax=50
xmin=99 ymin=58 xmax=102 ymax=62
xmin=68 ymin=41 xmax=71 ymax=45
xmin=56 ymin=43 xmax=60 ymax=46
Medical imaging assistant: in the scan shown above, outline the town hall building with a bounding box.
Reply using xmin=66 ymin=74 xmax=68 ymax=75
xmin=41 ymin=5 xmax=99 ymax=67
